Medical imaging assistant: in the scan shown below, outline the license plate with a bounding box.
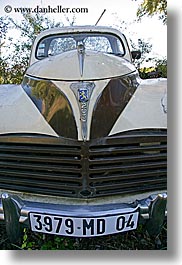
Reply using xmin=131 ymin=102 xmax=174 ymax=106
xmin=29 ymin=209 xmax=139 ymax=237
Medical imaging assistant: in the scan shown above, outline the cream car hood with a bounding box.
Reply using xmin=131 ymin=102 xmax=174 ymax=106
xmin=27 ymin=50 xmax=136 ymax=81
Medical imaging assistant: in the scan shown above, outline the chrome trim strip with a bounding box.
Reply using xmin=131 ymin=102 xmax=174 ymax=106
xmin=0 ymin=192 xmax=167 ymax=224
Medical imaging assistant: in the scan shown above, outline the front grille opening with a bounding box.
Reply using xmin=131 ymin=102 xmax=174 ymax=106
xmin=139 ymin=141 xmax=166 ymax=154
xmin=89 ymin=142 xmax=138 ymax=152
xmin=89 ymin=155 xmax=166 ymax=169
xmin=89 ymin=176 xmax=166 ymax=189
xmin=89 ymin=167 xmax=167 ymax=179
xmin=0 ymin=129 xmax=167 ymax=198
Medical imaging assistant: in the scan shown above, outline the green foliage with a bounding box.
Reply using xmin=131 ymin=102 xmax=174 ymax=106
xmin=112 ymin=17 xmax=154 ymax=69
xmin=139 ymin=57 xmax=167 ymax=79
xmin=136 ymin=0 xmax=167 ymax=25
xmin=21 ymin=229 xmax=75 ymax=250
xmin=0 ymin=13 xmax=63 ymax=84
xmin=154 ymin=57 xmax=167 ymax=77
xmin=9 ymin=13 xmax=64 ymax=43
xmin=0 ymin=17 xmax=9 ymax=39
xmin=0 ymin=56 xmax=28 ymax=84
xmin=130 ymin=38 xmax=153 ymax=69
xmin=18 ymin=222 xmax=167 ymax=250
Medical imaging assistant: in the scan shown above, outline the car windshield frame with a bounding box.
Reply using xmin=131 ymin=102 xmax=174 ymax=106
xmin=36 ymin=32 xmax=126 ymax=60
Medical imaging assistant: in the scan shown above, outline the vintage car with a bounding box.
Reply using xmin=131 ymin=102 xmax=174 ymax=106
xmin=0 ymin=26 xmax=167 ymax=243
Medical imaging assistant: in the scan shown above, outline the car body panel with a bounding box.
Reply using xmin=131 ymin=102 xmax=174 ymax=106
xmin=0 ymin=25 xmax=167 ymax=242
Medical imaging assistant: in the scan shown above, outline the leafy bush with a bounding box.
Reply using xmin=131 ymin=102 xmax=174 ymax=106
xmin=0 ymin=222 xmax=167 ymax=250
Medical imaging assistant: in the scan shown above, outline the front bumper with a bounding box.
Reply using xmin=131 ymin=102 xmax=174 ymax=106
xmin=0 ymin=191 xmax=167 ymax=243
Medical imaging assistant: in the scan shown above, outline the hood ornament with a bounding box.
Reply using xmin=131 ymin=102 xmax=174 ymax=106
xmin=77 ymin=43 xmax=85 ymax=77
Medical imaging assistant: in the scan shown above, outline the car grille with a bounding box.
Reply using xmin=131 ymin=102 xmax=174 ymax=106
xmin=0 ymin=130 xmax=167 ymax=198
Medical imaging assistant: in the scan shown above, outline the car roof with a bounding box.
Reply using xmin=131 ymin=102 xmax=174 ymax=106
xmin=35 ymin=25 xmax=125 ymax=40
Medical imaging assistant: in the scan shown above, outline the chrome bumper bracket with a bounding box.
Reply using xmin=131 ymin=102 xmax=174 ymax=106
xmin=145 ymin=193 xmax=167 ymax=236
xmin=1 ymin=193 xmax=24 ymax=243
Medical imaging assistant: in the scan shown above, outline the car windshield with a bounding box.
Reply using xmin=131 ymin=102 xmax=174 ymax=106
xmin=36 ymin=32 xmax=125 ymax=59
